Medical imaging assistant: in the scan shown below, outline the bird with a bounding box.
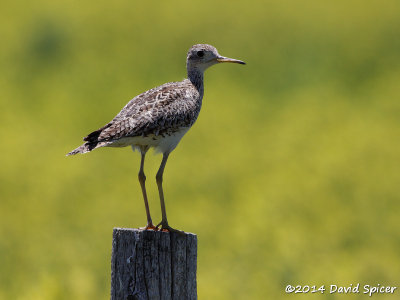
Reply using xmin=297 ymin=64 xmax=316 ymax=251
xmin=67 ymin=44 xmax=245 ymax=232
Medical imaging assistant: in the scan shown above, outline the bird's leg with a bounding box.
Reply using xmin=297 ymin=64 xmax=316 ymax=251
xmin=138 ymin=147 xmax=156 ymax=230
xmin=155 ymin=153 xmax=183 ymax=233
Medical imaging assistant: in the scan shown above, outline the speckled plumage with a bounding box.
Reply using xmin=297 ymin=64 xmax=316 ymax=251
xmin=67 ymin=44 xmax=245 ymax=231
xmin=67 ymin=78 xmax=202 ymax=155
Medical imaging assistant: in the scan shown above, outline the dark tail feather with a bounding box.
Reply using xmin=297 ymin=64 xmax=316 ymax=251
xmin=84 ymin=123 xmax=111 ymax=143
xmin=68 ymin=124 xmax=112 ymax=156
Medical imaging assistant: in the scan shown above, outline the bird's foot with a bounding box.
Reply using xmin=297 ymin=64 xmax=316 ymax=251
xmin=156 ymin=221 xmax=184 ymax=234
xmin=140 ymin=222 xmax=158 ymax=231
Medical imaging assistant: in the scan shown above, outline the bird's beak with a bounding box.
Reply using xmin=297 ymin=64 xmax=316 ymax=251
xmin=216 ymin=56 xmax=246 ymax=65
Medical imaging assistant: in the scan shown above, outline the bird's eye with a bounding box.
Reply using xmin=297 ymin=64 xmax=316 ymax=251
xmin=197 ymin=50 xmax=204 ymax=57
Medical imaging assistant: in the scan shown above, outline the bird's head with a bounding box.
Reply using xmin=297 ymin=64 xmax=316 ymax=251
xmin=186 ymin=44 xmax=245 ymax=73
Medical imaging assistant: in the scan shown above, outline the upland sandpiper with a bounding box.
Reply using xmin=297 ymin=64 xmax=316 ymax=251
xmin=67 ymin=44 xmax=245 ymax=232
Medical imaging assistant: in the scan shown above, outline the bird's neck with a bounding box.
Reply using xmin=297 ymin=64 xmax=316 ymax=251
xmin=187 ymin=67 xmax=204 ymax=92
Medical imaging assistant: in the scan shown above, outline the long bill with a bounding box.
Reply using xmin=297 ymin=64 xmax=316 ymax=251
xmin=217 ymin=56 xmax=246 ymax=65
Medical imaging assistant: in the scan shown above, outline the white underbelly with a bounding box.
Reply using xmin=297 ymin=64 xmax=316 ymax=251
xmin=106 ymin=127 xmax=190 ymax=153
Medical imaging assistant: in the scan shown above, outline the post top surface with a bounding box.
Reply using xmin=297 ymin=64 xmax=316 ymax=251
xmin=113 ymin=227 xmax=197 ymax=237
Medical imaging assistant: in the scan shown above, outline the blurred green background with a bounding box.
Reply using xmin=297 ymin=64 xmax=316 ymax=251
xmin=1 ymin=0 xmax=400 ymax=299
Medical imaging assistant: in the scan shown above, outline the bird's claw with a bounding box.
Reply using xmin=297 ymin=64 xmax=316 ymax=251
xmin=155 ymin=221 xmax=184 ymax=234
xmin=140 ymin=223 xmax=158 ymax=231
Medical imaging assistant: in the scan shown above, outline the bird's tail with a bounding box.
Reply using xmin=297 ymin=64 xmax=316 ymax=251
xmin=67 ymin=124 xmax=113 ymax=156
xmin=66 ymin=143 xmax=92 ymax=156
xmin=66 ymin=142 xmax=108 ymax=156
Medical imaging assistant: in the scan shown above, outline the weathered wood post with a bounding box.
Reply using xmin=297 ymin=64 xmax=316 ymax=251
xmin=111 ymin=228 xmax=197 ymax=300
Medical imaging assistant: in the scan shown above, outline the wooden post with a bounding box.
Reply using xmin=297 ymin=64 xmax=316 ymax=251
xmin=110 ymin=228 xmax=197 ymax=300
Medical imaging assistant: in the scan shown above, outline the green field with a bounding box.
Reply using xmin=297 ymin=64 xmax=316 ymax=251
xmin=1 ymin=1 xmax=400 ymax=299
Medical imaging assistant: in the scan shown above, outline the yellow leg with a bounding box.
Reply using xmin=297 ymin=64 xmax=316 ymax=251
xmin=138 ymin=146 xmax=155 ymax=230
xmin=155 ymin=152 xmax=182 ymax=233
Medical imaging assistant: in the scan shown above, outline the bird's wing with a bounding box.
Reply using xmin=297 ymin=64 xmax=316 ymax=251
xmin=84 ymin=81 xmax=199 ymax=144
